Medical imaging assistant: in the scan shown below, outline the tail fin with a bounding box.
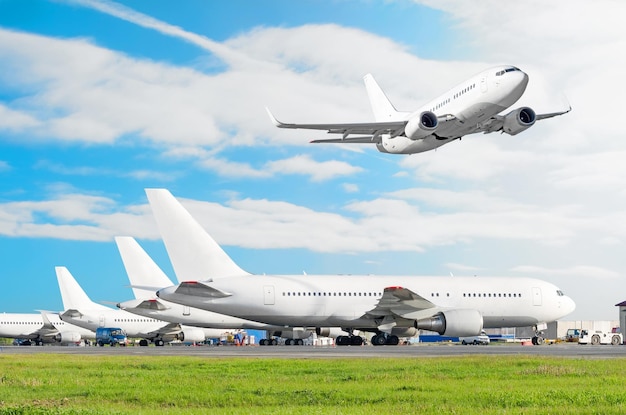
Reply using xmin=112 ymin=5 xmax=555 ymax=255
xmin=363 ymin=73 xmax=402 ymax=122
xmin=115 ymin=236 xmax=174 ymax=299
xmin=145 ymin=189 xmax=250 ymax=282
xmin=55 ymin=266 xmax=109 ymax=311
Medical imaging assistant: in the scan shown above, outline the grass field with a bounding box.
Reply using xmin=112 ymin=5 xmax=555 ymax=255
xmin=1 ymin=354 xmax=625 ymax=414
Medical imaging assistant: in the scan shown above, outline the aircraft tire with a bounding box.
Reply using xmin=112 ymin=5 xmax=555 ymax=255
xmin=386 ymin=335 xmax=399 ymax=346
xmin=372 ymin=334 xmax=387 ymax=346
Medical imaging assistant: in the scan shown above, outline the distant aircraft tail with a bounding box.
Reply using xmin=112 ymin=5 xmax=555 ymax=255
xmin=115 ymin=236 xmax=174 ymax=299
xmin=363 ymin=74 xmax=406 ymax=122
xmin=55 ymin=266 xmax=110 ymax=311
xmin=145 ymin=189 xmax=250 ymax=282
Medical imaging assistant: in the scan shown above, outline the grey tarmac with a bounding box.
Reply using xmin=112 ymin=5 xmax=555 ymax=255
xmin=2 ymin=343 xmax=626 ymax=359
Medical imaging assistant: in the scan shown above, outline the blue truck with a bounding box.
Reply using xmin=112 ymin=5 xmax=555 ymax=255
xmin=95 ymin=327 xmax=128 ymax=347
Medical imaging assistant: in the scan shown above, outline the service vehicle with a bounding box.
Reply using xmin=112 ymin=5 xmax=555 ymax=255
xmin=459 ymin=330 xmax=490 ymax=345
xmin=578 ymin=329 xmax=622 ymax=346
xmin=564 ymin=328 xmax=581 ymax=342
xmin=95 ymin=327 xmax=128 ymax=347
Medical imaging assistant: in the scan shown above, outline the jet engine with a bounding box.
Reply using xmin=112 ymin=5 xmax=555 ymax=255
xmin=54 ymin=331 xmax=82 ymax=344
xmin=405 ymin=111 xmax=438 ymax=140
xmin=390 ymin=327 xmax=418 ymax=337
xmin=177 ymin=328 xmax=205 ymax=343
xmin=503 ymin=107 xmax=536 ymax=135
xmin=315 ymin=327 xmax=349 ymax=338
xmin=414 ymin=309 xmax=483 ymax=337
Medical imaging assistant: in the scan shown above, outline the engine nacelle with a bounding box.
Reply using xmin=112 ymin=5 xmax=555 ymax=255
xmin=390 ymin=327 xmax=418 ymax=337
xmin=54 ymin=331 xmax=81 ymax=344
xmin=177 ymin=328 xmax=205 ymax=343
xmin=503 ymin=106 xmax=536 ymax=135
xmin=272 ymin=328 xmax=315 ymax=340
xmin=315 ymin=327 xmax=350 ymax=338
xmin=405 ymin=111 xmax=438 ymax=140
xmin=414 ymin=309 xmax=483 ymax=337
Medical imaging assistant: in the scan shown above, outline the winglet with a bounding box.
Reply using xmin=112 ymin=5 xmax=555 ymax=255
xmin=265 ymin=107 xmax=285 ymax=127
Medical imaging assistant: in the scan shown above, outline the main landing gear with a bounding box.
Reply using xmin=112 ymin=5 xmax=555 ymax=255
xmin=371 ymin=333 xmax=399 ymax=346
xmin=334 ymin=332 xmax=400 ymax=346
xmin=335 ymin=335 xmax=364 ymax=346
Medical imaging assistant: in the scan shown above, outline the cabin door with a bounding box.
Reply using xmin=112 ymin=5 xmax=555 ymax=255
xmin=264 ymin=285 xmax=275 ymax=305
xmin=532 ymin=287 xmax=542 ymax=306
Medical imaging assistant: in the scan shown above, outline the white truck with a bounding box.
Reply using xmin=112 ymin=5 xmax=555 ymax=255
xmin=578 ymin=329 xmax=623 ymax=346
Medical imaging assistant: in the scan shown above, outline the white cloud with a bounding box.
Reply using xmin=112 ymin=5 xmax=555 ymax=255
xmin=265 ymin=154 xmax=363 ymax=182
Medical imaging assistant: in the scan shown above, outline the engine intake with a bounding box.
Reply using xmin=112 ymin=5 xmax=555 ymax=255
xmin=54 ymin=331 xmax=81 ymax=344
xmin=405 ymin=111 xmax=438 ymax=140
xmin=503 ymin=107 xmax=536 ymax=135
xmin=414 ymin=309 xmax=483 ymax=337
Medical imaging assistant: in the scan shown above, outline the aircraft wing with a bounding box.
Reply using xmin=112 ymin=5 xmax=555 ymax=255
xmin=267 ymin=108 xmax=406 ymax=142
xmin=364 ymin=286 xmax=439 ymax=332
xmin=535 ymin=107 xmax=572 ymax=120
xmin=139 ymin=322 xmax=183 ymax=339
xmin=34 ymin=311 xmax=61 ymax=339
xmin=479 ymin=107 xmax=571 ymax=134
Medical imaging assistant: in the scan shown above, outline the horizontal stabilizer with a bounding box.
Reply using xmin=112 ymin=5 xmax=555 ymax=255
xmin=174 ymin=281 xmax=232 ymax=299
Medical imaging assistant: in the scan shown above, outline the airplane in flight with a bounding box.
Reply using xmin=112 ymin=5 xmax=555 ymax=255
xmin=141 ymin=190 xmax=348 ymax=344
xmin=56 ymin=267 xmax=208 ymax=346
xmin=267 ymin=66 xmax=570 ymax=154
xmin=0 ymin=311 xmax=93 ymax=345
xmin=150 ymin=189 xmax=576 ymax=346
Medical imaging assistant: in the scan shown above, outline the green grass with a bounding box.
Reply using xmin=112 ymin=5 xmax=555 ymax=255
xmin=1 ymin=354 xmax=625 ymax=414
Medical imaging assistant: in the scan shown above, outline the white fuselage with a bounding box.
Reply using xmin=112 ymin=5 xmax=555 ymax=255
xmin=60 ymin=308 xmax=171 ymax=337
xmin=117 ymin=297 xmax=276 ymax=330
xmin=378 ymin=67 xmax=529 ymax=154
xmin=0 ymin=312 xmax=95 ymax=341
xmin=158 ymin=275 xmax=575 ymax=331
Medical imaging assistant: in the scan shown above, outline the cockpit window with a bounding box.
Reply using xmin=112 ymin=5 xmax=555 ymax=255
xmin=556 ymin=290 xmax=564 ymax=297
xmin=495 ymin=67 xmax=521 ymax=76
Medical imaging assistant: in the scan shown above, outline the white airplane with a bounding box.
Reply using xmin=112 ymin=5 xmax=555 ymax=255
xmin=153 ymin=190 xmax=576 ymax=346
xmin=0 ymin=311 xmax=93 ymax=345
xmin=56 ymin=266 xmax=207 ymax=346
xmin=115 ymin=236 xmax=269 ymax=333
xmin=267 ymin=66 xmax=570 ymax=154
xmin=142 ymin=190 xmax=347 ymax=344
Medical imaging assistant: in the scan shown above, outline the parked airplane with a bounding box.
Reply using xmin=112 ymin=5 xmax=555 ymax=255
xmin=115 ymin=236 xmax=269 ymax=332
xmin=0 ymin=311 xmax=93 ymax=345
xmin=153 ymin=190 xmax=576 ymax=346
xmin=142 ymin=191 xmax=347 ymax=344
xmin=267 ymin=66 xmax=570 ymax=154
xmin=56 ymin=267 xmax=207 ymax=346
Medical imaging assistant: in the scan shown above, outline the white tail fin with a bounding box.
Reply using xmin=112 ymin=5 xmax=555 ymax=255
xmin=145 ymin=189 xmax=249 ymax=282
xmin=363 ymin=73 xmax=402 ymax=122
xmin=115 ymin=236 xmax=174 ymax=299
xmin=55 ymin=266 xmax=110 ymax=311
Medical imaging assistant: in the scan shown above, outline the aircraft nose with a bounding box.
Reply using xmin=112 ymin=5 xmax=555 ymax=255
xmin=563 ymin=295 xmax=576 ymax=316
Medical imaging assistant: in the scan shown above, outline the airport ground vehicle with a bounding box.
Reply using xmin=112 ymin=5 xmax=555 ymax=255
xmin=578 ymin=329 xmax=622 ymax=345
xmin=95 ymin=327 xmax=128 ymax=347
xmin=564 ymin=328 xmax=581 ymax=342
xmin=459 ymin=331 xmax=490 ymax=345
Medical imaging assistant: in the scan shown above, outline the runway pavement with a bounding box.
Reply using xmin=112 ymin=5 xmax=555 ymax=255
xmin=3 ymin=343 xmax=626 ymax=358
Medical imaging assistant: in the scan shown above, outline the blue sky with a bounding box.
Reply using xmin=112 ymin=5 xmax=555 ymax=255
xmin=1 ymin=0 xmax=625 ymax=321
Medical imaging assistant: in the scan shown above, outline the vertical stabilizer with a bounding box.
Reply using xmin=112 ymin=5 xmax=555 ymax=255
xmin=363 ymin=73 xmax=402 ymax=122
xmin=115 ymin=236 xmax=174 ymax=299
xmin=55 ymin=267 xmax=110 ymax=311
xmin=145 ymin=189 xmax=250 ymax=282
